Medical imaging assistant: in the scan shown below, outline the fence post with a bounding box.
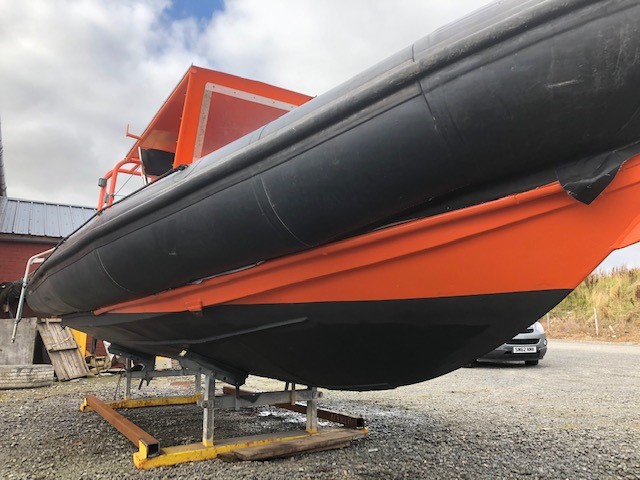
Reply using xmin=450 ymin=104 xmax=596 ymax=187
xmin=593 ymin=306 xmax=599 ymax=337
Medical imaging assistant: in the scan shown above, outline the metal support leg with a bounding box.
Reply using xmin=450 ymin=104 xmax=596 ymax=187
xmin=202 ymin=374 xmax=215 ymax=446
xmin=81 ymin=379 xmax=365 ymax=469
xmin=195 ymin=372 xmax=202 ymax=396
xmin=306 ymin=387 xmax=318 ymax=434
xmin=125 ymin=358 xmax=132 ymax=400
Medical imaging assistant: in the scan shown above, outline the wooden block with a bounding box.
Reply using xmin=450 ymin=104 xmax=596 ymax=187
xmin=217 ymin=452 xmax=240 ymax=463
xmin=39 ymin=318 xmax=61 ymax=323
xmin=229 ymin=428 xmax=366 ymax=461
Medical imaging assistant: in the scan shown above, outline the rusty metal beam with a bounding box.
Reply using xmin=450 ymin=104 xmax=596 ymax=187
xmin=274 ymin=403 xmax=366 ymax=430
xmin=83 ymin=394 xmax=159 ymax=457
xmin=221 ymin=385 xmax=366 ymax=429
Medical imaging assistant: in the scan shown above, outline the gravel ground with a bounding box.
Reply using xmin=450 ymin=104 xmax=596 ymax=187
xmin=0 ymin=340 xmax=638 ymax=480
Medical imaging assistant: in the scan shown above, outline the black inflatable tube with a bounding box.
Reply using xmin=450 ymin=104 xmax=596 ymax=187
xmin=27 ymin=0 xmax=640 ymax=315
xmin=36 ymin=0 xmax=632 ymax=266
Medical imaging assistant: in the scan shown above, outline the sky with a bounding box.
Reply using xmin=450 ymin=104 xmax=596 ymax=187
xmin=1 ymin=0 xmax=639 ymax=270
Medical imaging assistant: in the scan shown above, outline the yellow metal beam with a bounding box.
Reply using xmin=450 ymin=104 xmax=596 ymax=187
xmin=133 ymin=431 xmax=311 ymax=469
xmin=80 ymin=392 xmax=368 ymax=469
xmin=80 ymin=394 xmax=201 ymax=412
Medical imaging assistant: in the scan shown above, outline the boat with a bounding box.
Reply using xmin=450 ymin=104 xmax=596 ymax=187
xmin=26 ymin=0 xmax=640 ymax=390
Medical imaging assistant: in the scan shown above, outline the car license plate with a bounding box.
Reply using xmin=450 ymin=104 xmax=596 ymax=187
xmin=513 ymin=346 xmax=536 ymax=353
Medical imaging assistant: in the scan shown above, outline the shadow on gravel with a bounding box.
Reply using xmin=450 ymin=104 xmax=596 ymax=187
xmin=464 ymin=361 xmax=541 ymax=369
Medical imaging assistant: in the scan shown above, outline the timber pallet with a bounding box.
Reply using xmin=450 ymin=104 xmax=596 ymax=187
xmin=36 ymin=318 xmax=89 ymax=381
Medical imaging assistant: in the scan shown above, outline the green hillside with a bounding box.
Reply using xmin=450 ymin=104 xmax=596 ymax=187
xmin=547 ymin=267 xmax=640 ymax=342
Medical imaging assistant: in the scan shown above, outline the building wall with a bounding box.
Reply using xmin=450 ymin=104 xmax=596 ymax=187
xmin=0 ymin=238 xmax=108 ymax=357
xmin=0 ymin=240 xmax=56 ymax=282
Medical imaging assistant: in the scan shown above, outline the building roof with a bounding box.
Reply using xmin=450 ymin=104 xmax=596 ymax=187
xmin=0 ymin=197 xmax=95 ymax=239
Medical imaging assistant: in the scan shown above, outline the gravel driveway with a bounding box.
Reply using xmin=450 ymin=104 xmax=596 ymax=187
xmin=0 ymin=340 xmax=638 ymax=479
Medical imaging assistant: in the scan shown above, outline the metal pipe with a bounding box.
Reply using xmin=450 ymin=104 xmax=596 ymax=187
xmin=97 ymin=158 xmax=142 ymax=210
xmin=124 ymin=358 xmax=132 ymax=400
xmin=306 ymin=387 xmax=318 ymax=434
xmin=221 ymin=385 xmax=364 ymax=429
xmin=11 ymin=247 xmax=55 ymax=343
xmin=202 ymin=375 xmax=215 ymax=446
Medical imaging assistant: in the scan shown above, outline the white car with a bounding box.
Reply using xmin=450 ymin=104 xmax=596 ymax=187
xmin=476 ymin=321 xmax=547 ymax=365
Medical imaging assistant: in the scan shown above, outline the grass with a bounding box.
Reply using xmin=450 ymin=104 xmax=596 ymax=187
xmin=546 ymin=267 xmax=640 ymax=342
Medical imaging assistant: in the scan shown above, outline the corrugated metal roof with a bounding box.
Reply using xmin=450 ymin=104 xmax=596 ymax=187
xmin=0 ymin=197 xmax=95 ymax=239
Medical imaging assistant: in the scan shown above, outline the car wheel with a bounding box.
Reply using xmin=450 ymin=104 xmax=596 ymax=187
xmin=525 ymin=360 xmax=539 ymax=366
xmin=0 ymin=364 xmax=54 ymax=389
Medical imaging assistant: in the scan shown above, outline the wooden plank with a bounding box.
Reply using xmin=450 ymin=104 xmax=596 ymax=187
xmin=41 ymin=318 xmax=62 ymax=323
xmin=42 ymin=320 xmax=77 ymax=351
xmin=48 ymin=346 xmax=82 ymax=353
xmin=227 ymin=428 xmax=366 ymax=461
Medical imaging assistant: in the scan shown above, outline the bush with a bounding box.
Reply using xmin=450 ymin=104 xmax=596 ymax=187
xmin=547 ymin=267 xmax=640 ymax=342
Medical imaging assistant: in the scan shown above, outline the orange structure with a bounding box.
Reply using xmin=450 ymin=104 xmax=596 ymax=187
xmin=97 ymin=67 xmax=312 ymax=210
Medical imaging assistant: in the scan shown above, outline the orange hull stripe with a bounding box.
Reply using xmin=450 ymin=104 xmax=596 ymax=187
xmin=96 ymin=155 xmax=640 ymax=315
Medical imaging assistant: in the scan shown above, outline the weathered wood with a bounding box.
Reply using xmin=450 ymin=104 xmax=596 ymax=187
xmin=228 ymin=428 xmax=366 ymax=461
xmin=36 ymin=318 xmax=88 ymax=381
xmin=47 ymin=346 xmax=81 ymax=353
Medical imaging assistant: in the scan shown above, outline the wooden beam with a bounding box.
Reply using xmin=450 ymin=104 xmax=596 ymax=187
xmin=225 ymin=428 xmax=367 ymax=461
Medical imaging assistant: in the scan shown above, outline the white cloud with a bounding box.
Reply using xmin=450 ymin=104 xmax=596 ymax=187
xmin=598 ymin=243 xmax=640 ymax=272
xmin=0 ymin=0 xmax=199 ymax=205
xmin=0 ymin=0 xmax=491 ymax=206
xmin=201 ymin=0 xmax=494 ymax=95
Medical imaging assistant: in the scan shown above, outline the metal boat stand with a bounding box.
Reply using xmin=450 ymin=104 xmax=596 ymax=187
xmin=79 ymin=357 xmax=367 ymax=469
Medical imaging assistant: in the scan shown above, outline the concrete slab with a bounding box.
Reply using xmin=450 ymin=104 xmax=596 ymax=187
xmin=0 ymin=317 xmax=36 ymax=364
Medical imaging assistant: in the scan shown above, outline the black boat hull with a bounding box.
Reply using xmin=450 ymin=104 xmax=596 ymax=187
xmin=65 ymin=290 xmax=569 ymax=390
